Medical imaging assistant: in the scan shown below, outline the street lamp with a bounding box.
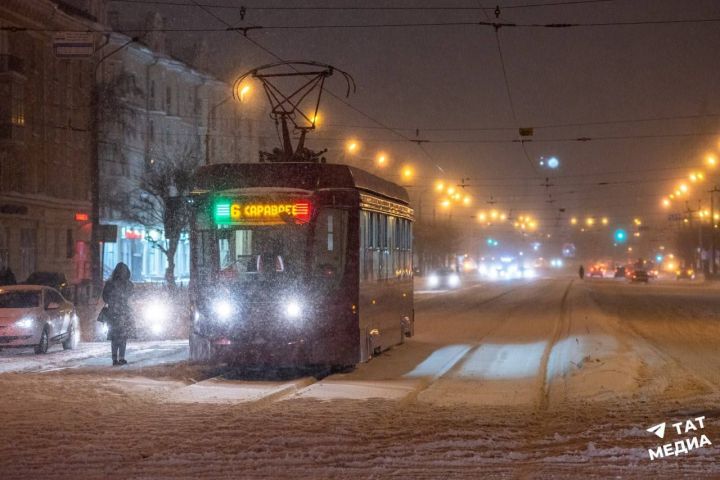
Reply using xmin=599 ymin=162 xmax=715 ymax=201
xmin=401 ymin=165 xmax=414 ymax=181
xmin=346 ymin=139 xmax=360 ymax=154
xmin=375 ymin=152 xmax=388 ymax=167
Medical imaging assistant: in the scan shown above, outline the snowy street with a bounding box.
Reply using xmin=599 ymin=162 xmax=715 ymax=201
xmin=1 ymin=277 xmax=719 ymax=478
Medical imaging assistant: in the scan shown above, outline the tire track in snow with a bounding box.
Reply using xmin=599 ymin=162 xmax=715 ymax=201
xmin=587 ymin=284 xmax=719 ymax=397
xmin=537 ymin=279 xmax=573 ymax=411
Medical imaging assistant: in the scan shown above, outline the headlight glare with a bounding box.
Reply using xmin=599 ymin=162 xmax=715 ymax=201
xmin=143 ymin=300 xmax=169 ymax=323
xmin=285 ymin=300 xmax=302 ymax=319
xmin=15 ymin=317 xmax=34 ymax=328
xmin=213 ymin=300 xmax=234 ymax=320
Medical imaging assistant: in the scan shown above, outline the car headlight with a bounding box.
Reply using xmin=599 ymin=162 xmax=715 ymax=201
xmin=427 ymin=274 xmax=440 ymax=288
xmin=448 ymin=274 xmax=460 ymax=287
xmin=213 ymin=299 xmax=234 ymax=321
xmin=15 ymin=317 xmax=34 ymax=329
xmin=143 ymin=300 xmax=169 ymax=323
xmin=285 ymin=299 xmax=303 ymax=319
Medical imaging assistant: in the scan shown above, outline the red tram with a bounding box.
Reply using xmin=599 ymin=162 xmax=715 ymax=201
xmin=189 ymin=163 xmax=414 ymax=367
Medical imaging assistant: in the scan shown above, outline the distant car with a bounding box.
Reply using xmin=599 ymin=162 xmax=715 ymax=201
xmin=647 ymin=269 xmax=659 ymax=279
xmin=0 ymin=285 xmax=78 ymax=353
xmin=630 ymin=269 xmax=649 ymax=283
xmin=614 ymin=266 xmax=626 ymax=278
xmin=426 ymin=268 xmax=461 ymax=290
xmin=25 ymin=272 xmax=71 ymax=299
xmin=676 ymin=268 xmax=695 ymax=280
xmin=589 ymin=266 xmax=604 ymax=278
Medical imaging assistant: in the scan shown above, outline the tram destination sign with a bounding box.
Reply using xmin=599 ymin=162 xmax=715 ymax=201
xmin=213 ymin=199 xmax=312 ymax=225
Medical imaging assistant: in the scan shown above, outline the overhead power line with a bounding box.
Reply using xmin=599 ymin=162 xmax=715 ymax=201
xmin=110 ymin=0 xmax=615 ymax=11
xmin=6 ymin=17 xmax=720 ymax=34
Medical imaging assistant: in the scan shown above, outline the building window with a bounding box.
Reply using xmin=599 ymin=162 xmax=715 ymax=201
xmin=165 ymin=85 xmax=172 ymax=113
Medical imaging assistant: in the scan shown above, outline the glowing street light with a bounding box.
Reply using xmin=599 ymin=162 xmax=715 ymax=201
xmin=435 ymin=181 xmax=445 ymax=192
xmin=679 ymin=183 xmax=689 ymax=194
xmin=586 ymin=217 xmax=595 ymax=227
xmin=707 ymin=154 xmax=718 ymax=168
xmin=237 ymin=83 xmax=251 ymax=103
xmin=570 ymin=217 xmax=578 ymax=225
xmin=346 ymin=140 xmax=360 ymax=153
xmin=601 ymin=217 xmax=609 ymax=225
xmin=376 ymin=152 xmax=388 ymax=167
xmin=662 ymin=198 xmax=671 ymax=208
xmin=462 ymin=195 xmax=472 ymax=206
xmin=401 ymin=165 xmax=414 ymax=180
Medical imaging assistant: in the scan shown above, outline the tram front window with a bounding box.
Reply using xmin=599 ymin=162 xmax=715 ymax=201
xmin=217 ymin=225 xmax=307 ymax=282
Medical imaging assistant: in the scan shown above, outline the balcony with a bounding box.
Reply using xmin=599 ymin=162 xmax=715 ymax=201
xmin=0 ymin=55 xmax=24 ymax=75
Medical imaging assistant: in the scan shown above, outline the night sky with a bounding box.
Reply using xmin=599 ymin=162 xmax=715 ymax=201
xmin=108 ymin=0 xmax=720 ymax=247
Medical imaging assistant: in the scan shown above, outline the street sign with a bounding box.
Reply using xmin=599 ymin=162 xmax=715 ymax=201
xmin=97 ymin=224 xmax=117 ymax=243
xmin=53 ymin=32 xmax=95 ymax=58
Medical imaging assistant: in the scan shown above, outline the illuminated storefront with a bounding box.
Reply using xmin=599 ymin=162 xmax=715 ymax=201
xmin=101 ymin=224 xmax=190 ymax=283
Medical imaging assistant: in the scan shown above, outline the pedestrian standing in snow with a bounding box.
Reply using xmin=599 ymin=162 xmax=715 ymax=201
xmin=578 ymin=265 xmax=585 ymax=280
xmin=102 ymin=263 xmax=135 ymax=366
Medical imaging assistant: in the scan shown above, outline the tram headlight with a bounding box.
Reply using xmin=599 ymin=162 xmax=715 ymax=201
xmin=448 ymin=274 xmax=460 ymax=288
xmin=284 ymin=299 xmax=303 ymax=319
xmin=427 ymin=274 xmax=440 ymax=288
xmin=213 ymin=299 xmax=234 ymax=321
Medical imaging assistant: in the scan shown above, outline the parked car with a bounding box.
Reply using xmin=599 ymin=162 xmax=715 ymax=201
xmin=25 ymin=272 xmax=71 ymax=299
xmin=676 ymin=268 xmax=695 ymax=280
xmin=629 ymin=269 xmax=650 ymax=283
xmin=0 ymin=285 xmax=78 ymax=353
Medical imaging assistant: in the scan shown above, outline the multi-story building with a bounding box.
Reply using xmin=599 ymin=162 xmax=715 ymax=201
xmin=97 ymin=12 xmax=266 ymax=283
xmin=0 ymin=0 xmax=265 ymax=286
xmin=0 ymin=0 xmax=96 ymax=284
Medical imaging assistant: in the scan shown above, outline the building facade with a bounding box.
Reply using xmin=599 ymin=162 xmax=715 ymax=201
xmin=97 ymin=14 xmax=266 ymax=283
xmin=0 ymin=0 xmax=96 ymax=284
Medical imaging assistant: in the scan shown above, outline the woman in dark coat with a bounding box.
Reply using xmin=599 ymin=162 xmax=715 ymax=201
xmin=102 ymin=263 xmax=135 ymax=365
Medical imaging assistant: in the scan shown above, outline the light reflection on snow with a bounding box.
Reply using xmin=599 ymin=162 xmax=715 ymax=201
xmin=457 ymin=341 xmax=547 ymax=379
xmin=404 ymin=345 xmax=472 ymax=378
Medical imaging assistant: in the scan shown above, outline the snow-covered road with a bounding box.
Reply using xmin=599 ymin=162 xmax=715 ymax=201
xmin=1 ymin=277 xmax=718 ymax=478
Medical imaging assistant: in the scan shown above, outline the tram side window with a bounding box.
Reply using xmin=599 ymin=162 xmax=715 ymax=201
xmin=360 ymin=211 xmax=370 ymax=282
xmin=313 ymin=208 xmax=348 ymax=279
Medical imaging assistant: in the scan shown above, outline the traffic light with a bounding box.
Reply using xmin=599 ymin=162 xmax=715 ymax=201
xmin=614 ymin=229 xmax=627 ymax=244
